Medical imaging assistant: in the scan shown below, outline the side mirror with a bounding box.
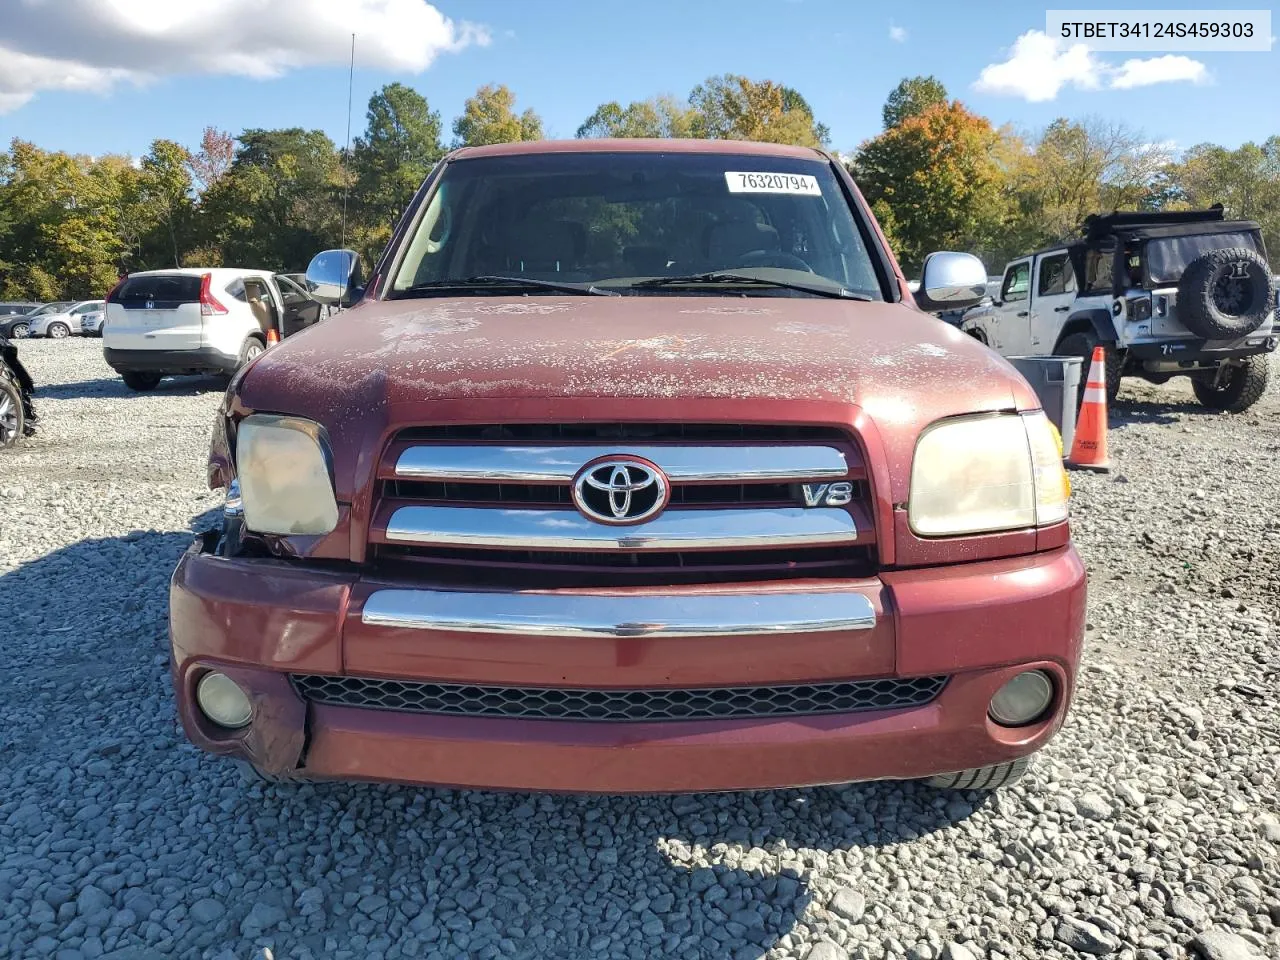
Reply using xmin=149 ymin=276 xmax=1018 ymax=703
xmin=305 ymin=249 xmax=363 ymax=306
xmin=915 ymin=252 xmax=988 ymax=313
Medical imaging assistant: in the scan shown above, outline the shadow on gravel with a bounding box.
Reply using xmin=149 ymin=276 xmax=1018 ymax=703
xmin=34 ymin=375 xmax=227 ymax=400
xmin=1109 ymin=398 xmax=1225 ymax=429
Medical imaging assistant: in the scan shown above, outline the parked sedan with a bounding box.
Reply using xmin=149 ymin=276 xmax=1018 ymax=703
xmin=28 ymin=300 xmax=105 ymax=338
xmin=0 ymin=302 xmax=71 ymax=340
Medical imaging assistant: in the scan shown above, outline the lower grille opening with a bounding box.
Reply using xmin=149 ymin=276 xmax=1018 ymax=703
xmin=291 ymin=674 xmax=948 ymax=722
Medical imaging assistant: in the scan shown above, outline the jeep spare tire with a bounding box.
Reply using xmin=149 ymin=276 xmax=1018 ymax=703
xmin=1177 ymin=246 xmax=1272 ymax=340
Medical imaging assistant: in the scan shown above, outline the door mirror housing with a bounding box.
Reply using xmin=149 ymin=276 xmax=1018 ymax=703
xmin=305 ymin=249 xmax=363 ymax=306
xmin=915 ymin=252 xmax=988 ymax=312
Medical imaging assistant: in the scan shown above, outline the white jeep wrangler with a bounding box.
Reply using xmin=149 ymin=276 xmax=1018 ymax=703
xmin=962 ymin=208 xmax=1277 ymax=412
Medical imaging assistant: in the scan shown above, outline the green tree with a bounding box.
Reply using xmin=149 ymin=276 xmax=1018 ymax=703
xmin=452 ymin=85 xmax=543 ymax=147
xmin=688 ymin=75 xmax=826 ymax=148
xmin=853 ymin=101 xmax=1007 ymax=276
xmin=882 ymin=76 xmax=948 ymax=129
xmin=200 ymin=128 xmax=341 ymax=270
xmin=1167 ymin=138 xmax=1280 ymax=252
xmin=350 ymin=83 xmax=444 ymax=259
xmin=576 ymin=95 xmax=696 ymax=139
xmin=140 ymin=139 xmax=195 ymax=268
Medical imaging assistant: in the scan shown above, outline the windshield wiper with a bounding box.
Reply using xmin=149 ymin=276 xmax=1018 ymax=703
xmin=632 ymin=272 xmax=872 ymax=300
xmin=398 ymin=275 xmax=618 ymax=297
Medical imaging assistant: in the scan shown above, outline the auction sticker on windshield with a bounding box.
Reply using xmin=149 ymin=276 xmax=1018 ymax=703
xmin=725 ymin=172 xmax=821 ymax=195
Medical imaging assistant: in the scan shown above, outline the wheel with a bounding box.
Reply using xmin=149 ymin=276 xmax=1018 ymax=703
xmin=10 ymin=322 xmax=29 ymax=339
xmin=121 ymin=371 xmax=162 ymax=391
xmin=1057 ymin=331 xmax=1122 ymax=406
xmin=923 ymin=756 xmax=1031 ymax=791
xmin=237 ymin=337 xmax=266 ymax=369
xmin=0 ymin=376 xmax=24 ymax=448
xmin=47 ymin=322 xmax=70 ymax=339
xmin=1191 ymin=357 xmax=1270 ymax=413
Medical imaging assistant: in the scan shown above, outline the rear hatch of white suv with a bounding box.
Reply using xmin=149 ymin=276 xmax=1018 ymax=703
xmin=104 ymin=273 xmax=207 ymax=351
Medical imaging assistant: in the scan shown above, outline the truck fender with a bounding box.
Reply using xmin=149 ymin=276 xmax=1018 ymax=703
xmin=1060 ymin=308 xmax=1118 ymax=348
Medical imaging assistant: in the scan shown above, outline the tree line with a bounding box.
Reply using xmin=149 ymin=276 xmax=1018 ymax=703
xmin=1 ymin=75 xmax=1276 ymax=299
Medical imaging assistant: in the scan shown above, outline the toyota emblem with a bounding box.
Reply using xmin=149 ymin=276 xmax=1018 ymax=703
xmin=571 ymin=456 xmax=669 ymax=525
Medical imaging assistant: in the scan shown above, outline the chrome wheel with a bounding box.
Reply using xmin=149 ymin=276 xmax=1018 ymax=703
xmin=48 ymin=322 xmax=70 ymax=339
xmin=10 ymin=323 xmax=29 ymax=339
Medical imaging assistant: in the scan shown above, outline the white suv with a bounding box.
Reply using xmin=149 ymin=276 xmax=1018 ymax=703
xmin=103 ymin=269 xmax=320 ymax=391
xmin=29 ymin=300 xmax=105 ymax=338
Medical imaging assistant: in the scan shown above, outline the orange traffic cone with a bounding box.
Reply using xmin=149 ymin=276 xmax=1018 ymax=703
xmin=1067 ymin=346 xmax=1110 ymax=473
xmin=266 ymin=328 xmax=280 ymax=346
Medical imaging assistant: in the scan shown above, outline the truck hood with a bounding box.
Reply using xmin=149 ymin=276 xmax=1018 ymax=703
xmin=237 ymin=296 xmax=1039 ymax=504
xmin=245 ymin=295 xmax=1030 ymax=409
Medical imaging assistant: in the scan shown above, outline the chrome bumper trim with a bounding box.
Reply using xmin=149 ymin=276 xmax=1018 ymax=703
xmin=384 ymin=505 xmax=858 ymax=550
xmin=393 ymin=445 xmax=848 ymax=483
xmin=361 ymin=589 xmax=877 ymax=637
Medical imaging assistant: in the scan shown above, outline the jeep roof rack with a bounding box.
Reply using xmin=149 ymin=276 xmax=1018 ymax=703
xmin=1080 ymin=205 xmax=1224 ymax=240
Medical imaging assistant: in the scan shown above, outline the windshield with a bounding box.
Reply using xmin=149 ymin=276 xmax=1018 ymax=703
xmin=31 ymin=302 xmax=70 ymax=316
xmin=390 ymin=152 xmax=884 ymax=299
xmin=1146 ymin=231 xmax=1260 ymax=285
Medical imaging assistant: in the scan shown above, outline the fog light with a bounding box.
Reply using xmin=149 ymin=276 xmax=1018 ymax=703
xmin=988 ymin=670 xmax=1054 ymax=727
xmin=196 ymin=671 xmax=253 ymax=728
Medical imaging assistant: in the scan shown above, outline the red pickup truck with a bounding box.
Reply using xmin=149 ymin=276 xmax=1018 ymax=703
xmin=171 ymin=139 xmax=1085 ymax=794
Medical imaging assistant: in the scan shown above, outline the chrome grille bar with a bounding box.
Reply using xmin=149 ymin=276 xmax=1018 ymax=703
xmin=361 ymin=588 xmax=877 ymax=637
xmin=394 ymin=445 xmax=848 ymax=483
xmin=383 ymin=505 xmax=858 ymax=550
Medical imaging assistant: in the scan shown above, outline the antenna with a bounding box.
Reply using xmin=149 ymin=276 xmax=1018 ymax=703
xmin=340 ymin=32 xmax=355 ymax=251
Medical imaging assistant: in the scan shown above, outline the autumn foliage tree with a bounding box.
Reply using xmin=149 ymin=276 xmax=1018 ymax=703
xmin=853 ymin=100 xmax=1007 ymax=276
xmin=688 ymin=75 xmax=827 ymax=147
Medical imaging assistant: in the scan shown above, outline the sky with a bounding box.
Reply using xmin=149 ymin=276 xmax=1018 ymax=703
xmin=0 ymin=0 xmax=1275 ymax=161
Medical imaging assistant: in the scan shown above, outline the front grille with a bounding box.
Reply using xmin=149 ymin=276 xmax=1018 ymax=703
xmin=291 ymin=674 xmax=947 ymax=722
xmin=384 ymin=478 xmax=866 ymax=507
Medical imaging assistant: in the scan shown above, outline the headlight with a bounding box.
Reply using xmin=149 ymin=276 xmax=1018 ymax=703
xmin=236 ymin=415 xmax=339 ymax=535
xmin=909 ymin=412 xmax=1069 ymax=537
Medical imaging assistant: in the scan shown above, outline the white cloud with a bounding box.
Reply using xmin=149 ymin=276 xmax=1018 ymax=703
xmin=973 ymin=30 xmax=1103 ymax=102
xmin=889 ymin=24 xmax=907 ymax=43
xmin=1110 ymin=55 xmax=1207 ymax=89
xmin=0 ymin=0 xmax=489 ymax=113
xmin=973 ymin=30 xmax=1207 ymax=102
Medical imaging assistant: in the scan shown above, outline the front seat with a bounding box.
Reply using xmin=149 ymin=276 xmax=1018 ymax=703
xmin=504 ymin=219 xmax=586 ymax=275
xmin=705 ymin=220 xmax=781 ymax=265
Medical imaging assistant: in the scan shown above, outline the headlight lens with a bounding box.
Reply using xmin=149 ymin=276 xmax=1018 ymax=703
xmin=909 ymin=412 xmax=1069 ymax=536
xmin=236 ymin=415 xmax=339 ymax=535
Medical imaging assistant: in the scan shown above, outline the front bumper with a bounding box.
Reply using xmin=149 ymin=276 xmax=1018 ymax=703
xmin=105 ymin=346 xmax=239 ymax=375
xmin=170 ymin=541 xmax=1086 ymax=793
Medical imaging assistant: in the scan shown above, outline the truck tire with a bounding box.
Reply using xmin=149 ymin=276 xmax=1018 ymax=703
xmin=1191 ymin=356 xmax=1270 ymax=413
xmin=0 ymin=375 xmax=23 ymax=448
xmin=121 ymin=371 xmax=162 ymax=391
xmin=923 ymin=756 xmax=1031 ymax=791
xmin=1056 ymin=331 xmax=1122 ymax=406
xmin=1177 ymin=246 xmax=1272 ymax=339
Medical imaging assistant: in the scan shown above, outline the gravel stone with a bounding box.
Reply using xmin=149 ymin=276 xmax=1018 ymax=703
xmin=829 ymin=889 xmax=865 ymax=923
xmin=1056 ymin=917 xmax=1119 ymax=954
xmin=1 ymin=342 xmax=1278 ymax=960
xmin=1191 ymin=928 xmax=1263 ymax=960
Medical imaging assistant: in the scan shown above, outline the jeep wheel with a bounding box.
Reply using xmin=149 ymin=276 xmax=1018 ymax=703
xmin=1191 ymin=357 xmax=1270 ymax=413
xmin=0 ymin=376 xmax=23 ymax=448
xmin=1056 ymin=332 xmax=1122 ymax=406
xmin=1178 ymin=246 xmax=1273 ymax=340
xmin=121 ymin=371 xmax=162 ymax=392
xmin=923 ymin=756 xmax=1031 ymax=791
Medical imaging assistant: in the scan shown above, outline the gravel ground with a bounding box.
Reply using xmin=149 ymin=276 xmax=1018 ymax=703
xmin=1 ymin=338 xmax=1277 ymax=960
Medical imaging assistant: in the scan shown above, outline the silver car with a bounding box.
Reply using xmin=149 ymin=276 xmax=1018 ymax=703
xmin=79 ymin=310 xmax=106 ymax=336
xmin=28 ymin=300 xmax=105 ymax=338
